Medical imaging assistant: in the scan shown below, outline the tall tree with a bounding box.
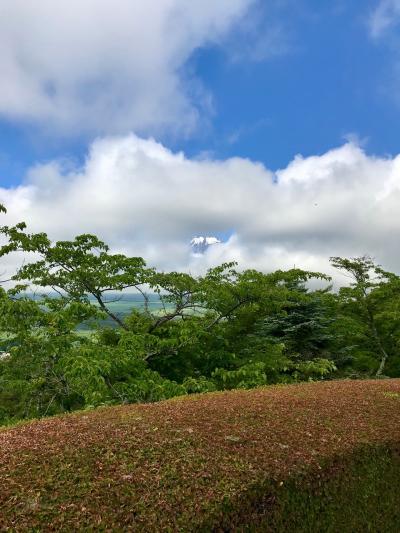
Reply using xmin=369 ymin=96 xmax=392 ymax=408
xmin=330 ymin=256 xmax=400 ymax=376
xmin=257 ymin=286 xmax=336 ymax=361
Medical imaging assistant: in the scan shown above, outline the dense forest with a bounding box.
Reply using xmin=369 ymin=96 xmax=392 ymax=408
xmin=1 ymin=203 xmax=399 ymax=425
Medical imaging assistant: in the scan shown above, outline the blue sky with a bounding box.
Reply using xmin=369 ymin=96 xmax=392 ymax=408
xmin=0 ymin=0 xmax=399 ymax=187
xmin=183 ymin=0 xmax=399 ymax=166
xmin=1 ymin=0 xmax=400 ymax=276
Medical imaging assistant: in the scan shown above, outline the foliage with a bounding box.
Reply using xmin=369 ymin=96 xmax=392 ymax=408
xmin=0 ymin=206 xmax=400 ymax=424
xmin=331 ymin=255 xmax=400 ymax=377
xmin=257 ymin=287 xmax=336 ymax=359
xmin=211 ymin=356 xmax=336 ymax=390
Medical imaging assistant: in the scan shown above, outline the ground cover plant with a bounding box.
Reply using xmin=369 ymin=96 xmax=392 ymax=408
xmin=1 ymin=379 xmax=400 ymax=531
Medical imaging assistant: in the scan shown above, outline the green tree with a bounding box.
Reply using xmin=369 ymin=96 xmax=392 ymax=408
xmin=331 ymin=256 xmax=400 ymax=376
xmin=255 ymin=284 xmax=336 ymax=361
xmin=4 ymin=204 xmax=399 ymax=427
xmin=0 ymin=224 xmax=153 ymax=329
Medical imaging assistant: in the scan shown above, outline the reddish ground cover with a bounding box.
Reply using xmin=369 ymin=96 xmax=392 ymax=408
xmin=1 ymin=379 xmax=400 ymax=531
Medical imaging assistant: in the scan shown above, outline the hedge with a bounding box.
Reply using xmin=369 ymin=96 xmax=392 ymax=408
xmin=1 ymin=379 xmax=400 ymax=531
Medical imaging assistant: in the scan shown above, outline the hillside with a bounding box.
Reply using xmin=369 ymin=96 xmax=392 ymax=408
xmin=1 ymin=380 xmax=400 ymax=531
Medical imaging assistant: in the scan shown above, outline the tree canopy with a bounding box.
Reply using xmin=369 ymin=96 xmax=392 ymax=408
xmin=1 ymin=206 xmax=399 ymax=425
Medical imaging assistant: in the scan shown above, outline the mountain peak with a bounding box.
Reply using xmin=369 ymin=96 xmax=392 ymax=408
xmin=190 ymin=236 xmax=221 ymax=254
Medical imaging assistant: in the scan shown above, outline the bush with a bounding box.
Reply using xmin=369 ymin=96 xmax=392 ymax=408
xmin=1 ymin=380 xmax=399 ymax=531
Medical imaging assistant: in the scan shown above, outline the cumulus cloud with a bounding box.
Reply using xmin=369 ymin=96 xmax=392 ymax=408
xmin=1 ymin=135 xmax=400 ymax=280
xmin=0 ymin=0 xmax=254 ymax=136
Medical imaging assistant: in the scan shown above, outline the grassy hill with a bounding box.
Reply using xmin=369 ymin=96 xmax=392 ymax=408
xmin=1 ymin=380 xmax=400 ymax=531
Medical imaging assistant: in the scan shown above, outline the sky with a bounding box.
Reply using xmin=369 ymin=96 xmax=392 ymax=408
xmin=1 ymin=0 xmax=400 ymax=277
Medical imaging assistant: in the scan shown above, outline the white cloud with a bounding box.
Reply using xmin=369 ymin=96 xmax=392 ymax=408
xmin=1 ymin=135 xmax=400 ymax=280
xmin=0 ymin=0 xmax=254 ymax=136
xmin=369 ymin=0 xmax=400 ymax=38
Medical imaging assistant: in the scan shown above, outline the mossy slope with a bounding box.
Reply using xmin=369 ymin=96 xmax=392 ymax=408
xmin=1 ymin=380 xmax=400 ymax=531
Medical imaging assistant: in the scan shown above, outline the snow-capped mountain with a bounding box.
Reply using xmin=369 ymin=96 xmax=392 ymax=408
xmin=190 ymin=236 xmax=221 ymax=254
